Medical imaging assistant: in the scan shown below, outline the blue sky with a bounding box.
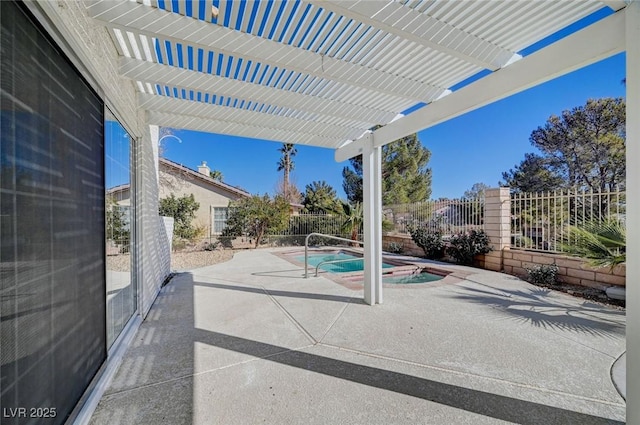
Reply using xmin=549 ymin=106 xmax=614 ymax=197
xmin=160 ymin=52 xmax=625 ymax=200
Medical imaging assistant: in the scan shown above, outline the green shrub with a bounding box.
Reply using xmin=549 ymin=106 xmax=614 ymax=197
xmin=408 ymin=225 xmax=444 ymax=259
xmin=203 ymin=241 xmax=219 ymax=251
xmin=386 ymin=241 xmax=404 ymax=254
xmin=224 ymin=194 xmax=290 ymax=248
xmin=382 ymin=219 xmax=395 ymax=233
xmin=526 ymin=264 xmax=559 ymax=286
xmin=159 ymin=194 xmax=200 ymax=240
xmin=218 ymin=235 xmax=234 ymax=249
xmin=446 ymin=229 xmax=492 ymax=265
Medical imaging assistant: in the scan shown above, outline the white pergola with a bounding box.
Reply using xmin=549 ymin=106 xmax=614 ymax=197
xmin=86 ymin=0 xmax=638 ymax=418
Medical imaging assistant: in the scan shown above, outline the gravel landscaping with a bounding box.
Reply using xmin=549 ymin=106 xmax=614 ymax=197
xmin=171 ymin=249 xmax=235 ymax=270
xmin=106 ymin=249 xmax=236 ymax=272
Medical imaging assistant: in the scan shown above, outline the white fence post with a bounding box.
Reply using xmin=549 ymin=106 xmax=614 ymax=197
xmin=161 ymin=216 xmax=174 ymax=255
xmin=484 ymin=188 xmax=511 ymax=271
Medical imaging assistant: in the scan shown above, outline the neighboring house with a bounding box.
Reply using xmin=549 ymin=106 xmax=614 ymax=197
xmin=109 ymin=158 xmax=251 ymax=236
xmin=159 ymin=158 xmax=251 ymax=235
xmin=106 ymin=183 xmax=131 ymax=206
xmin=108 ymin=158 xmax=305 ymax=235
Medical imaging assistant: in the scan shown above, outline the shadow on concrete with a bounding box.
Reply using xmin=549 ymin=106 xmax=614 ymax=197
xmin=447 ymin=284 xmax=625 ymax=338
xmin=90 ymin=278 xmax=195 ymax=425
xmin=92 ymin=271 xmax=623 ymax=425
xmin=192 ymin=326 xmax=623 ymax=425
xmin=194 ymin=280 xmax=365 ymax=304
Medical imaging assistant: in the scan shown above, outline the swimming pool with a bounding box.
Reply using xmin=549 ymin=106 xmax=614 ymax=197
xmin=295 ymin=252 xmax=394 ymax=273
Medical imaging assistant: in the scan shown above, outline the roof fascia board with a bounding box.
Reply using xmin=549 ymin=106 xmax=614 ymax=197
xmin=159 ymin=158 xmax=250 ymax=197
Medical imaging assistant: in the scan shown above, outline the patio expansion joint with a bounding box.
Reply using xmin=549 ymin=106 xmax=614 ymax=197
xmin=544 ymin=328 xmax=621 ymax=360
xmin=316 ymin=342 xmax=626 ymax=408
xmin=317 ymin=298 xmax=354 ymax=344
xmin=260 ymin=286 xmax=318 ymax=345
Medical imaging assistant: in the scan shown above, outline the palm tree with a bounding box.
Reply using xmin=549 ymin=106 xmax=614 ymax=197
xmin=338 ymin=201 xmax=363 ymax=243
xmin=559 ymin=219 xmax=625 ymax=270
xmin=209 ymin=170 xmax=224 ymax=181
xmin=277 ymin=143 xmax=297 ymax=201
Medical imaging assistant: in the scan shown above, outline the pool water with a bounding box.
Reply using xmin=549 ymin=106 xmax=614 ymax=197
xmin=297 ymin=252 xmax=394 ymax=273
xmin=383 ymin=272 xmax=444 ymax=284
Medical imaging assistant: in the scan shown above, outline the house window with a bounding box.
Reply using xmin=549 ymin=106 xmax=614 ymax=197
xmin=212 ymin=207 xmax=229 ymax=234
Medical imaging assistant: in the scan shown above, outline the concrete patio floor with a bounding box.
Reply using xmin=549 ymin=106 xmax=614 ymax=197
xmin=90 ymin=248 xmax=626 ymax=424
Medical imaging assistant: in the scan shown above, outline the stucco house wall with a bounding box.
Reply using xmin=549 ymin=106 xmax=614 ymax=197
xmin=158 ymin=159 xmax=250 ymax=234
xmin=113 ymin=158 xmax=251 ymax=236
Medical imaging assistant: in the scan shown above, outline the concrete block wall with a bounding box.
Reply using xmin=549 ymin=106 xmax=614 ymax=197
xmin=501 ymin=250 xmax=625 ymax=290
xmin=383 ymin=234 xmax=424 ymax=257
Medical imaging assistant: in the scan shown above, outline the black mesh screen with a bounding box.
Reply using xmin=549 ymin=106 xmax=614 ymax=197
xmin=1 ymin=2 xmax=107 ymax=424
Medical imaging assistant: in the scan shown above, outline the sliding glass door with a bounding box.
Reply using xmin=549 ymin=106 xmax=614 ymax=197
xmin=105 ymin=110 xmax=136 ymax=348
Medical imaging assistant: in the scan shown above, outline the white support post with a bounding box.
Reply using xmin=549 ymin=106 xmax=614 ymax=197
xmin=626 ymin=2 xmax=639 ymax=422
xmin=362 ymin=134 xmax=383 ymax=305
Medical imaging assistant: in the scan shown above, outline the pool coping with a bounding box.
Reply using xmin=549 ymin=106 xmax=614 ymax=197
xmin=274 ymin=246 xmax=467 ymax=290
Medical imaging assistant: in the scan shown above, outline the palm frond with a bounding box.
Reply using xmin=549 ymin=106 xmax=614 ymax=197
xmin=559 ymin=219 xmax=625 ymax=270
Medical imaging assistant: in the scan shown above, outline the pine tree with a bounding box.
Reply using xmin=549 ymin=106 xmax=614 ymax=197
xmin=342 ymin=133 xmax=432 ymax=204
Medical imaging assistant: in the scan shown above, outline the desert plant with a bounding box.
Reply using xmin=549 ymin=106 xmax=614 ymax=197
xmin=559 ymin=219 xmax=625 ymax=270
xmin=526 ymin=264 xmax=559 ymax=286
xmin=446 ymin=229 xmax=492 ymax=265
xmin=203 ymin=241 xmax=219 ymax=251
xmin=408 ymin=225 xmax=444 ymax=259
xmin=386 ymin=242 xmax=404 ymax=254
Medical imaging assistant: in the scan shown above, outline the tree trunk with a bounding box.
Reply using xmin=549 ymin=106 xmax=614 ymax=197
xmin=255 ymin=228 xmax=264 ymax=248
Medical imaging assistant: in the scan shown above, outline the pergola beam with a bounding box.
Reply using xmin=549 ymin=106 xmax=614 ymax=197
xmin=146 ymin=111 xmax=343 ymax=147
xmin=307 ymin=0 xmax=520 ymax=71
xmin=335 ymin=8 xmax=625 ymax=162
xmin=86 ymin=0 xmax=447 ymax=102
xmin=121 ymin=57 xmax=397 ymax=127
xmin=140 ymin=93 xmax=365 ymax=141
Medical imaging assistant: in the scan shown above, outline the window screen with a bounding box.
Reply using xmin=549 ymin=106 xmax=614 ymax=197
xmin=1 ymin=2 xmax=107 ymax=424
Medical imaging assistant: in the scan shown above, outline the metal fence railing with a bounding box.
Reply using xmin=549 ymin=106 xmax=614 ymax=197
xmin=280 ymin=213 xmax=346 ymax=236
xmin=383 ymin=199 xmax=484 ymax=236
xmin=106 ymin=204 xmax=131 ymax=255
xmin=510 ymin=188 xmax=626 ymax=252
xmin=267 ymin=213 xmax=355 ymax=246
